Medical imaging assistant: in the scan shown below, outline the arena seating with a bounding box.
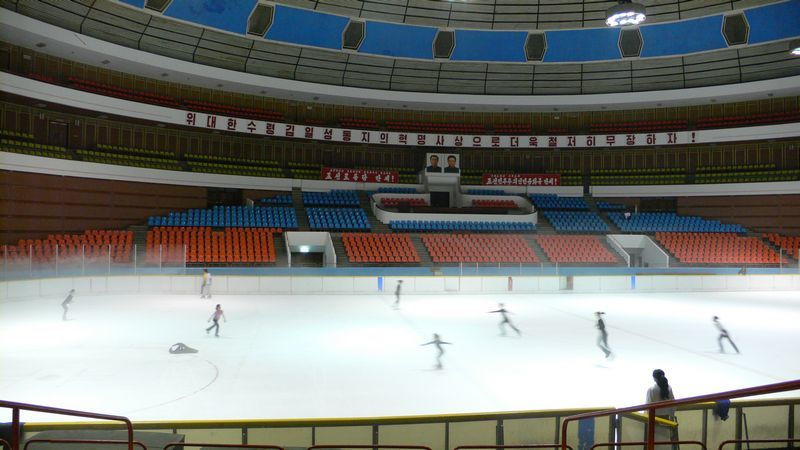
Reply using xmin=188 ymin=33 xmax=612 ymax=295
xmin=289 ymin=162 xmax=323 ymax=180
xmin=78 ymin=149 xmax=181 ymax=171
xmin=494 ymin=124 xmax=533 ymax=134
xmin=535 ymin=235 xmax=619 ymax=264
xmin=187 ymin=160 xmax=285 ymax=178
xmin=530 ymin=194 xmax=589 ymax=210
xmin=763 ymin=233 xmax=800 ymax=259
xmin=303 ymin=190 xmax=360 ymax=207
xmin=340 ymin=118 xmax=380 ymax=129
xmin=608 ymin=212 xmax=747 ymax=233
xmin=656 ymin=232 xmax=782 ymax=264
xmin=589 ymin=119 xmax=688 ymax=133
xmin=260 ymin=195 xmax=293 ymax=205
xmin=5 ymin=230 xmax=133 ymax=263
xmin=378 ymin=187 xmax=418 ymax=194
xmin=66 ymin=76 xmax=180 ymax=107
xmin=542 ymin=211 xmax=609 ymax=233
xmin=342 ymin=233 xmax=420 ymax=263
xmin=381 ymin=198 xmax=428 ymax=207
xmin=306 ymin=207 xmax=370 ymax=231
xmin=697 ymin=110 xmax=800 ymax=129
xmin=385 ymin=120 xmax=487 ymax=134
xmin=596 ymin=201 xmax=627 ymax=210
xmin=148 ymin=206 xmax=297 ymax=229
xmin=422 ymin=234 xmax=539 ymax=263
xmin=391 ymin=221 xmax=534 ymax=232
xmin=183 ymin=99 xmax=283 ymax=121
xmin=1 ymin=137 xmax=73 ymax=160
xmin=466 ymin=189 xmax=508 ymax=195
xmin=146 ymin=227 xmax=276 ymax=264
xmin=472 ymin=199 xmax=517 ymax=208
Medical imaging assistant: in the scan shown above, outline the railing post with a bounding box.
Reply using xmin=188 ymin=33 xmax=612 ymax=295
xmin=11 ymin=406 xmax=19 ymax=450
xmin=647 ymin=407 xmax=656 ymax=450
xmin=159 ymin=244 xmax=163 ymax=272
xmin=55 ymin=244 xmax=59 ymax=276
xmin=81 ymin=244 xmax=85 ymax=276
xmin=108 ymin=244 xmax=112 ymax=276
xmin=134 ymin=244 xmax=137 ymax=275
xmin=28 ymin=244 xmax=32 ymax=278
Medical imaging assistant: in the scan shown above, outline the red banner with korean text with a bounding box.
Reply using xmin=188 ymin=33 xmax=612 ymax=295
xmin=482 ymin=173 xmax=561 ymax=186
xmin=321 ymin=167 xmax=399 ymax=183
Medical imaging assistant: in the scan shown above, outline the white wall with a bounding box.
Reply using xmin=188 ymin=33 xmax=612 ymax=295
xmin=3 ymin=274 xmax=799 ymax=300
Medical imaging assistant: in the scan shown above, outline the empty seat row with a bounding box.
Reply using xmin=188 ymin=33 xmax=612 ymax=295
xmin=656 ymin=232 xmax=783 ymax=264
xmin=391 ymin=221 xmax=534 ymax=232
xmin=260 ymin=195 xmax=293 ymax=205
xmin=763 ymin=233 xmax=800 ymax=260
xmin=466 ymin=189 xmax=508 ymax=196
xmin=535 ymin=235 xmax=619 ymax=264
xmin=307 ymin=207 xmax=370 ymax=231
xmin=146 ymin=227 xmax=276 ymax=264
xmin=530 ymin=194 xmax=589 ymax=210
xmin=342 ymin=233 xmax=419 ymax=263
xmin=543 ymin=211 xmax=609 ymax=233
xmin=4 ymin=230 xmax=133 ymax=263
xmin=386 ymin=120 xmax=486 ymax=134
xmin=148 ymin=206 xmax=298 ymax=229
xmin=472 ymin=199 xmax=517 ymax=208
xmin=303 ymin=190 xmax=360 ymax=207
xmin=381 ymin=197 xmax=428 ymax=207
xmin=423 ymin=234 xmax=539 ymax=263
xmin=609 ymin=212 xmax=747 ymax=233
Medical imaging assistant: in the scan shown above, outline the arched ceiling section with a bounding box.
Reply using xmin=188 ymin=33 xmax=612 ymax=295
xmin=3 ymin=0 xmax=800 ymax=97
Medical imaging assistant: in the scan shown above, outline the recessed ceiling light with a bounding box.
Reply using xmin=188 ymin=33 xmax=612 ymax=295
xmin=156 ymin=123 xmax=166 ymax=127
xmin=35 ymin=42 xmax=46 ymax=48
xmin=101 ymin=60 xmax=110 ymax=65
xmin=606 ymin=0 xmax=646 ymax=27
xmin=34 ymin=103 xmax=47 ymax=108
xmin=313 ymin=96 xmax=319 ymax=100
xmin=216 ymin=83 xmax=223 ymax=88
xmin=161 ymin=72 xmax=169 ymax=77
xmin=361 ymin=102 xmax=367 ymax=105
xmin=260 ymin=90 xmax=266 ymax=94
xmin=790 ymin=39 xmax=800 ymax=56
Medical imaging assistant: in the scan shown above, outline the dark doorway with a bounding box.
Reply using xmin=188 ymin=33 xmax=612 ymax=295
xmin=430 ymin=191 xmax=449 ymax=207
xmin=208 ymin=188 xmax=243 ymax=207
xmin=48 ymin=121 xmax=69 ymax=147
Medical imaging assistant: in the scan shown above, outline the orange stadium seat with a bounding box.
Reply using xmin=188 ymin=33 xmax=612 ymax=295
xmin=342 ymin=233 xmax=420 ymax=263
xmin=422 ymin=234 xmax=538 ymax=263
xmin=656 ymin=232 xmax=784 ymax=264
xmin=535 ymin=235 xmax=620 ymax=264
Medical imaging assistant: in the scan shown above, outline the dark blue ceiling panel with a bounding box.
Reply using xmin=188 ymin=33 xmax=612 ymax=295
xmin=118 ymin=0 xmax=145 ymax=7
xmin=359 ymin=21 xmax=437 ymax=59
xmin=640 ymin=16 xmax=727 ymax=57
xmin=266 ymin=5 xmax=349 ymax=50
xmin=451 ymin=30 xmax=528 ymax=62
xmin=746 ymin=0 xmax=800 ymax=43
xmin=543 ymin=28 xmax=621 ymax=62
xmin=163 ymin=0 xmax=258 ymax=34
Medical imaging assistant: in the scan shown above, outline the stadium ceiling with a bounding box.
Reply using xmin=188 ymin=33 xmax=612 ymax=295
xmin=1 ymin=0 xmax=799 ymax=111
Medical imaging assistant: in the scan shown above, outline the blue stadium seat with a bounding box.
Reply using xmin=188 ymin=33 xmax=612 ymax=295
xmin=607 ymin=212 xmax=747 ymax=233
xmin=306 ymin=207 xmax=370 ymax=231
xmin=389 ymin=220 xmax=534 ymax=232
xmin=543 ymin=211 xmax=609 ymax=233
xmin=148 ymin=206 xmax=299 ymax=229
xmin=530 ymin=194 xmax=589 ymax=210
xmin=302 ymin=190 xmax=360 ymax=207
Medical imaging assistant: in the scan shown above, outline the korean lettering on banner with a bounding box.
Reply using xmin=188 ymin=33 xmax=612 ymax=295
xmin=482 ymin=173 xmax=561 ymax=186
xmin=321 ymin=167 xmax=399 ymax=184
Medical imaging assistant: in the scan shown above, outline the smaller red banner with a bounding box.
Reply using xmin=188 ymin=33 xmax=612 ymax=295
xmin=482 ymin=173 xmax=561 ymax=186
xmin=321 ymin=167 xmax=399 ymax=183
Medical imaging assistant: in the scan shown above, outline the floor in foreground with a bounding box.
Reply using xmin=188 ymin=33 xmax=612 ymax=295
xmin=1 ymin=290 xmax=798 ymax=422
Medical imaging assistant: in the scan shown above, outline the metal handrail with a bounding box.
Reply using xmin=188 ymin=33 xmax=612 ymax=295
xmin=23 ymin=439 xmax=147 ymax=449
xmin=560 ymin=379 xmax=800 ymax=450
xmin=718 ymin=439 xmax=800 ymax=450
xmin=0 ymin=438 xmax=9 ymax=450
xmin=591 ymin=442 xmax=706 ymax=450
xmin=309 ymin=446 xmax=432 ymax=450
xmin=0 ymin=399 xmax=135 ymax=450
xmin=456 ymin=446 xmax=574 ymax=450
xmin=164 ymin=444 xmax=283 ymax=449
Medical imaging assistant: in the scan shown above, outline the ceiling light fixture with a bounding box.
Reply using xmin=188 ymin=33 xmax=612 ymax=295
xmin=790 ymin=39 xmax=800 ymax=56
xmin=606 ymin=0 xmax=646 ymax=27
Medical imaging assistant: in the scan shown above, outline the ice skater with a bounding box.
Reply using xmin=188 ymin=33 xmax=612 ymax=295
xmin=596 ymin=312 xmax=613 ymax=359
xmin=421 ymin=333 xmax=452 ymax=370
xmin=713 ymin=316 xmax=740 ymax=354
xmin=393 ymin=280 xmax=403 ymax=309
xmin=489 ymin=303 xmax=521 ymax=336
xmin=61 ymin=289 xmax=75 ymax=321
xmin=206 ymin=304 xmax=226 ymax=337
xmin=201 ymin=268 xmax=212 ymax=299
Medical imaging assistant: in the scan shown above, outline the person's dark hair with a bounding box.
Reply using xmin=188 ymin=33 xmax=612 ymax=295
xmin=447 ymin=155 xmax=456 ymax=161
xmin=430 ymin=155 xmax=439 ymax=162
xmin=653 ymin=369 xmax=670 ymax=399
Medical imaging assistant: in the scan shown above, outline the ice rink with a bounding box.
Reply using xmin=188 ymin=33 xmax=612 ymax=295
xmin=1 ymin=289 xmax=798 ymax=422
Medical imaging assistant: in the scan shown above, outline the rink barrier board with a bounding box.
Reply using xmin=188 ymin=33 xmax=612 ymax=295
xmin=17 ymin=399 xmax=798 ymax=450
xmin=2 ymin=274 xmax=800 ymax=299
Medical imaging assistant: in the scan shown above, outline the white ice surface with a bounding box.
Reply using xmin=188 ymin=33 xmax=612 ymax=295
xmin=1 ymin=290 xmax=799 ymax=422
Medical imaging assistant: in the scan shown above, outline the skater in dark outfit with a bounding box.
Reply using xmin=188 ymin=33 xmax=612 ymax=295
xmin=206 ymin=304 xmax=226 ymax=337
xmin=393 ymin=280 xmax=403 ymax=309
xmin=713 ymin=316 xmax=740 ymax=354
xmin=596 ymin=312 xmax=613 ymax=359
xmin=489 ymin=303 xmax=521 ymax=336
xmin=421 ymin=333 xmax=452 ymax=369
xmin=61 ymin=289 xmax=75 ymax=321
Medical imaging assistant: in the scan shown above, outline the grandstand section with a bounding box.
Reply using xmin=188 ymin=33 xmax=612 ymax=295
xmin=422 ymin=234 xmax=539 ymax=263
xmin=342 ymin=233 xmax=419 ymax=263
xmin=656 ymin=232 xmax=783 ymax=265
xmin=536 ymin=235 xmax=620 ymax=264
xmin=146 ymin=227 xmax=277 ymax=264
